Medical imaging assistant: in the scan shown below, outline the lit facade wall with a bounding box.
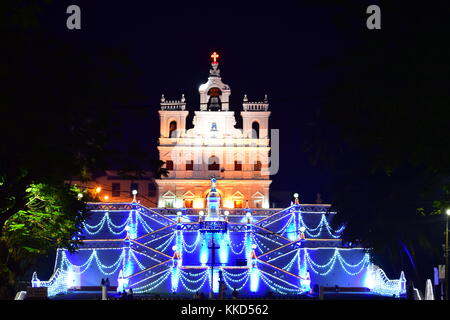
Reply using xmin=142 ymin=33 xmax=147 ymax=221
xmin=156 ymin=58 xmax=271 ymax=209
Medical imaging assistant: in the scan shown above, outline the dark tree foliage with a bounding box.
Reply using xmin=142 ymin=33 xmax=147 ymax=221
xmin=306 ymin=1 xmax=450 ymax=287
xmin=0 ymin=0 xmax=139 ymax=298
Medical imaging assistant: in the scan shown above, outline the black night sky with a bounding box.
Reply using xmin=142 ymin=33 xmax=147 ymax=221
xmin=36 ymin=0 xmax=385 ymax=206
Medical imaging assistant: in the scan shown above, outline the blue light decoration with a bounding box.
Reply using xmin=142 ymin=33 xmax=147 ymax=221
xmin=31 ymin=272 xmax=40 ymax=288
xmin=250 ymin=246 xmax=259 ymax=292
xmin=117 ymin=269 xmax=126 ymax=293
xmin=285 ymin=215 xmax=297 ymax=241
xmin=127 ymin=210 xmax=138 ymax=240
xmin=208 ymin=268 xmax=220 ymax=293
xmin=179 ymin=269 xmax=208 ymax=293
xmin=218 ymin=233 xmax=229 ymax=264
xmin=199 ymin=234 xmax=209 ymax=265
xmin=171 ymin=266 xmax=180 ymax=292
xmin=39 ymin=199 xmax=405 ymax=298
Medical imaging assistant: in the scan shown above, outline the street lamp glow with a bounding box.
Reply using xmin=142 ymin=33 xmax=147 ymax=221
xmin=199 ymin=211 xmax=204 ymax=216
xmin=299 ymin=226 xmax=306 ymax=233
xmin=77 ymin=193 xmax=83 ymax=199
xmin=95 ymin=186 xmax=102 ymax=193
xmin=177 ymin=211 xmax=182 ymax=216
xmin=132 ymin=190 xmax=138 ymax=195
xmin=446 ymin=209 xmax=450 ymax=216
xmin=172 ymin=245 xmax=178 ymax=251
xmin=103 ymin=195 xmax=109 ymax=201
xmin=293 ymin=193 xmax=299 ymax=198
xmin=224 ymin=211 xmax=230 ymax=216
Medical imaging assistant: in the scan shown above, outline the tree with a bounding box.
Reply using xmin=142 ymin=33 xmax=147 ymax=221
xmin=0 ymin=184 xmax=95 ymax=298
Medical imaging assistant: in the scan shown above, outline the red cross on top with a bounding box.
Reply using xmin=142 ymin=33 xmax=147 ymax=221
xmin=211 ymin=52 xmax=219 ymax=64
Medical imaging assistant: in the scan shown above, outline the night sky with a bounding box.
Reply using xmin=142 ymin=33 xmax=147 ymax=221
xmin=39 ymin=1 xmax=383 ymax=206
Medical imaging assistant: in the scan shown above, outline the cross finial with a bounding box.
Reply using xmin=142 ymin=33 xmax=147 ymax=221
xmin=211 ymin=52 xmax=219 ymax=64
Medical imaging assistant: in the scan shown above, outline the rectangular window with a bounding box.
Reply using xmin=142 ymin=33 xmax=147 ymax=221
xmin=148 ymin=183 xmax=156 ymax=197
xmin=186 ymin=160 xmax=194 ymax=171
xmin=130 ymin=183 xmax=139 ymax=196
xmin=254 ymin=161 xmax=262 ymax=171
xmin=166 ymin=160 xmax=174 ymax=170
xmin=112 ymin=183 xmax=120 ymax=197
xmin=234 ymin=161 xmax=242 ymax=171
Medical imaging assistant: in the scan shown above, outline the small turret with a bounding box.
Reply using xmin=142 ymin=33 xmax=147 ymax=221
xmin=205 ymin=177 xmax=222 ymax=221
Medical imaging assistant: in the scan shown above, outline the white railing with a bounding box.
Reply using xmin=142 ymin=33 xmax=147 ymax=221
xmin=367 ymin=264 xmax=406 ymax=297
xmin=243 ymin=102 xmax=269 ymax=111
xmin=40 ymin=268 xmax=69 ymax=297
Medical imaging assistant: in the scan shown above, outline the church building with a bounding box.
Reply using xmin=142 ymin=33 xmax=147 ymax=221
xmin=156 ymin=52 xmax=272 ymax=209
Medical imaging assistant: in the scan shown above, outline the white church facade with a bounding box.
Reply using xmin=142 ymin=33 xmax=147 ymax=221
xmin=156 ymin=52 xmax=272 ymax=209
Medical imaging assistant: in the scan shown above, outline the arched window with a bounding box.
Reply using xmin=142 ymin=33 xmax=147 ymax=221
xmin=207 ymin=87 xmax=222 ymax=111
xmin=169 ymin=121 xmax=177 ymax=138
xmin=252 ymin=121 xmax=259 ymax=139
xmin=208 ymin=155 xmax=220 ymax=171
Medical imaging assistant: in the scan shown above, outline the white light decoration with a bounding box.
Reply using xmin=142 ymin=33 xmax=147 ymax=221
xmin=132 ymin=269 xmax=171 ymax=294
xmin=366 ymin=264 xmax=406 ymax=297
xmin=31 ymin=272 xmax=41 ymax=288
xmin=179 ymin=270 xmax=209 ymax=293
xmin=83 ymin=211 xmax=133 ymax=235
xmin=181 ymin=232 xmax=201 ymax=254
xmin=39 ymin=200 xmax=395 ymax=298
xmin=136 ymin=213 xmax=154 ymax=233
xmin=132 ymin=190 xmax=138 ymax=195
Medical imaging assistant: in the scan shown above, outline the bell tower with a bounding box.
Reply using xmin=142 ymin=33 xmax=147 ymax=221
xmin=158 ymin=94 xmax=189 ymax=138
xmin=156 ymin=52 xmax=271 ymax=209
xmin=198 ymin=52 xmax=231 ymax=111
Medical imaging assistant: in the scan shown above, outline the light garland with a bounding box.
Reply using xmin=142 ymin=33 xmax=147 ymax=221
xmin=132 ymin=269 xmax=171 ymax=293
xmin=181 ymin=232 xmax=201 ymax=254
xmin=60 ymin=249 xmax=125 ymax=276
xmin=222 ymin=271 xmax=250 ymax=291
xmin=83 ymin=212 xmax=132 ymax=236
xmin=136 ymin=212 xmax=154 ymax=233
xmin=304 ymin=249 xmax=369 ymax=276
xmin=131 ymin=248 xmax=162 ymax=263
xmin=44 ymin=202 xmax=396 ymax=298
xmin=179 ymin=270 xmax=209 ymax=293
xmin=143 ymin=232 xmax=172 ymax=245
xmin=155 ymin=233 xmax=176 ymax=252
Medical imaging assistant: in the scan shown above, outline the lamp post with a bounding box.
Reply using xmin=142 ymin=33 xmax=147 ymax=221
xmin=208 ymin=239 xmax=220 ymax=299
xmin=445 ymin=209 xmax=450 ymax=300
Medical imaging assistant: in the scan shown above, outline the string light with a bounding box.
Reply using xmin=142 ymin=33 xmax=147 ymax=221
xmin=42 ymin=203 xmax=403 ymax=298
